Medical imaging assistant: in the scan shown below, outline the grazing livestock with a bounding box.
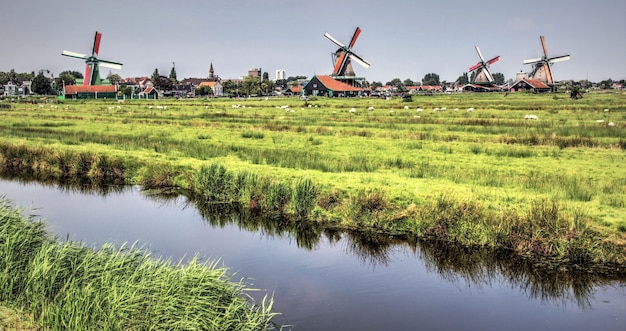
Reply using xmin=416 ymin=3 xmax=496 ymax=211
xmin=524 ymin=114 xmax=539 ymax=120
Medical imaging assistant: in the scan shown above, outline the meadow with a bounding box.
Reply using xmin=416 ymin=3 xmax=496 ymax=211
xmin=0 ymin=91 xmax=625 ymax=266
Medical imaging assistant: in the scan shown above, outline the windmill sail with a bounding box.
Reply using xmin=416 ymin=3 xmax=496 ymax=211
xmin=61 ymin=31 xmax=123 ymax=86
xmin=324 ymin=27 xmax=369 ymax=77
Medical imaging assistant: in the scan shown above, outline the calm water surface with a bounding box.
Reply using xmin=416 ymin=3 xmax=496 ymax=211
xmin=1 ymin=179 xmax=625 ymax=330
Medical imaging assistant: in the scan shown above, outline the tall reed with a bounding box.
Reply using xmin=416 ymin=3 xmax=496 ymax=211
xmin=0 ymin=199 xmax=278 ymax=330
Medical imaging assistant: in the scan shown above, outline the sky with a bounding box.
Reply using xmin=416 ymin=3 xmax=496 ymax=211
xmin=1 ymin=0 xmax=625 ymax=83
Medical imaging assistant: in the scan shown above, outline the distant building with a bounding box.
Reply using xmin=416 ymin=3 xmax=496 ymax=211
xmin=509 ymin=78 xmax=551 ymax=93
xmin=63 ymin=85 xmax=117 ymax=99
xmin=303 ymin=75 xmax=365 ymax=97
xmin=275 ymin=69 xmax=285 ymax=81
xmin=248 ymin=68 xmax=261 ymax=78
xmin=197 ymin=81 xmax=223 ymax=97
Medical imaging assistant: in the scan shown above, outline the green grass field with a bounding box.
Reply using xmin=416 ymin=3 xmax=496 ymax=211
xmin=1 ymin=91 xmax=625 ymax=265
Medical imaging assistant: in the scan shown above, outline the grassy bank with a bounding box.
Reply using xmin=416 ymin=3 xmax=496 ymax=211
xmin=0 ymin=92 xmax=625 ymax=267
xmin=0 ymin=199 xmax=277 ymax=330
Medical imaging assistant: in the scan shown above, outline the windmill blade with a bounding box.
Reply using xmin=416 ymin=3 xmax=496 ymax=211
xmin=523 ymin=57 xmax=542 ymax=65
xmin=324 ymin=32 xmax=345 ymax=49
xmin=484 ymin=69 xmax=494 ymax=82
xmin=348 ymin=27 xmax=362 ymax=48
xmin=540 ymin=35 xmax=549 ymax=57
xmin=333 ymin=52 xmax=348 ymax=75
xmin=61 ymin=50 xmax=88 ymax=59
xmin=469 ymin=62 xmax=482 ymax=72
xmin=486 ymin=56 xmax=500 ymax=66
xmin=84 ymin=64 xmax=93 ymax=86
xmin=349 ymin=52 xmax=370 ymax=69
xmin=98 ymin=61 xmax=123 ymax=70
xmin=92 ymin=31 xmax=102 ymax=56
xmin=549 ymin=55 xmax=570 ymax=63
xmin=475 ymin=46 xmax=485 ymax=62
xmin=544 ymin=64 xmax=553 ymax=84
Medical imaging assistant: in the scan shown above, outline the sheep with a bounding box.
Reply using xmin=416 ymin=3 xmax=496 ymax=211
xmin=596 ymin=119 xmax=605 ymax=123
xmin=608 ymin=122 xmax=615 ymax=126
xmin=524 ymin=114 xmax=539 ymax=120
xmin=404 ymin=105 xmax=409 ymax=110
xmin=454 ymin=108 xmax=459 ymax=112
xmin=604 ymin=108 xmax=609 ymax=112
xmin=433 ymin=107 xmax=439 ymax=112
xmin=440 ymin=107 xmax=447 ymax=111
xmin=467 ymin=107 xmax=475 ymax=112
xmin=349 ymin=108 xmax=356 ymax=113
xmin=416 ymin=108 xmax=423 ymax=112
xmin=367 ymin=106 xmax=375 ymax=111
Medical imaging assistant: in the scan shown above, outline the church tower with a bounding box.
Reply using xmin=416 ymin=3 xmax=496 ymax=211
xmin=208 ymin=63 xmax=215 ymax=81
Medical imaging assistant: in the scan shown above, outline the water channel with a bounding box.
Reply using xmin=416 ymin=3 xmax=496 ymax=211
xmin=1 ymin=178 xmax=625 ymax=330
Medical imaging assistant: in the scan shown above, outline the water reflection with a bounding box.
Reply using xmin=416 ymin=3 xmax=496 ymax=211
xmin=181 ymin=194 xmax=625 ymax=310
xmin=2 ymin=175 xmax=624 ymax=314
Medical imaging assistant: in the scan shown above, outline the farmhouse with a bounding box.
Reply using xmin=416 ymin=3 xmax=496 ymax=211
xmin=197 ymin=81 xmax=223 ymax=97
xmin=509 ymin=78 xmax=551 ymax=93
xmin=63 ymin=85 xmax=117 ymax=99
xmin=303 ymin=75 xmax=364 ymax=97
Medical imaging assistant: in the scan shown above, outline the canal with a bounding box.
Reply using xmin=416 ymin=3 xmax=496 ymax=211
xmin=1 ymin=178 xmax=625 ymax=330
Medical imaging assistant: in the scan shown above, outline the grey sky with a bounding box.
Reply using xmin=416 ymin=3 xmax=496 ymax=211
xmin=1 ymin=0 xmax=624 ymax=83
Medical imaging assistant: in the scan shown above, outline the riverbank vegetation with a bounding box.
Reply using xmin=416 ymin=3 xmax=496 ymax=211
xmin=0 ymin=92 xmax=625 ymax=268
xmin=0 ymin=199 xmax=277 ymax=330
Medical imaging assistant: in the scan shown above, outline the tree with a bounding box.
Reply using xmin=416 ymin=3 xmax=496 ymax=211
xmin=66 ymin=70 xmax=84 ymax=79
xmin=195 ymin=86 xmax=214 ymax=97
xmin=31 ymin=72 xmax=51 ymax=95
xmin=169 ymin=64 xmax=177 ymax=84
xmin=422 ymin=73 xmax=440 ymax=86
xmin=242 ymin=75 xmax=261 ymax=96
xmin=55 ymin=71 xmax=77 ymax=87
xmin=456 ymin=72 xmax=469 ymax=85
xmin=370 ymin=81 xmax=383 ymax=89
xmin=154 ymin=75 xmax=173 ymax=91
xmin=492 ymin=73 xmax=505 ymax=85
xmin=151 ymin=68 xmax=160 ymax=84
xmin=0 ymin=72 xmax=10 ymax=85
xmin=403 ymin=78 xmax=415 ymax=86
xmin=106 ymin=72 xmax=122 ymax=85
xmin=118 ymin=85 xmax=133 ymax=97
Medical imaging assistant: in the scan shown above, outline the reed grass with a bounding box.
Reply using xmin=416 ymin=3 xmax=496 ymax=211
xmin=0 ymin=199 xmax=278 ymax=330
xmin=1 ymin=92 xmax=625 ymax=265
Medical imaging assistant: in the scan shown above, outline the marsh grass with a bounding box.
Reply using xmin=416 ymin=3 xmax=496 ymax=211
xmin=1 ymin=93 xmax=625 ymax=264
xmin=0 ymin=200 xmax=277 ymax=330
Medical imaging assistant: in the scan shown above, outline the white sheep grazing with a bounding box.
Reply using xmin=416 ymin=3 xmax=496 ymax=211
xmin=608 ymin=122 xmax=615 ymax=126
xmin=367 ymin=106 xmax=375 ymax=111
xmin=524 ymin=114 xmax=539 ymax=120
xmin=454 ymin=108 xmax=459 ymax=112
xmin=148 ymin=106 xmax=153 ymax=109
xmin=349 ymin=108 xmax=356 ymax=113
xmin=404 ymin=105 xmax=409 ymax=110
xmin=467 ymin=107 xmax=475 ymax=112
xmin=416 ymin=108 xmax=423 ymax=112
xmin=596 ymin=119 xmax=605 ymax=123
xmin=433 ymin=107 xmax=439 ymax=112
xmin=604 ymin=108 xmax=609 ymax=112
xmin=440 ymin=107 xmax=447 ymax=111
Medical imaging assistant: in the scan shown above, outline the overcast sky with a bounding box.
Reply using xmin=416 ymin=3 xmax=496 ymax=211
xmin=1 ymin=0 xmax=624 ymax=83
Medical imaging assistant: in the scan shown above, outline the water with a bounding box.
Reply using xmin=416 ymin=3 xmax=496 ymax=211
xmin=1 ymin=178 xmax=625 ymax=330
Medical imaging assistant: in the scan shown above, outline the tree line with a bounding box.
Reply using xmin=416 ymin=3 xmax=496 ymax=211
xmin=1 ymin=67 xmax=624 ymax=97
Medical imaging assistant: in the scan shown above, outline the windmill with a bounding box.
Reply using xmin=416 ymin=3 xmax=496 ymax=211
xmin=523 ymin=35 xmax=570 ymax=85
xmin=469 ymin=46 xmax=500 ymax=84
xmin=324 ymin=27 xmax=370 ymax=78
xmin=61 ymin=31 xmax=123 ymax=86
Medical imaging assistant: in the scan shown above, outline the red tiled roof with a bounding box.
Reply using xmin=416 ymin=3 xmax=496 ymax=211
xmin=198 ymin=81 xmax=217 ymax=88
xmin=523 ymin=79 xmax=550 ymax=89
xmin=315 ymin=75 xmax=363 ymax=92
xmin=144 ymin=87 xmax=155 ymax=94
xmin=64 ymin=85 xmax=117 ymax=94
